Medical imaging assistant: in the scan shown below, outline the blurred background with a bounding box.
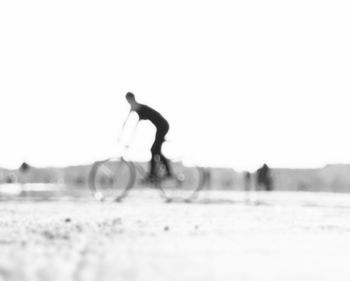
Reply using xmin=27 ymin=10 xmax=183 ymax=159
xmin=1 ymin=0 xmax=350 ymax=195
xmin=2 ymin=162 xmax=350 ymax=196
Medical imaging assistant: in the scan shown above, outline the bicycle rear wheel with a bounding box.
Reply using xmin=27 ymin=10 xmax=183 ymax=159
xmin=158 ymin=162 xmax=204 ymax=202
xmin=89 ymin=158 xmax=135 ymax=202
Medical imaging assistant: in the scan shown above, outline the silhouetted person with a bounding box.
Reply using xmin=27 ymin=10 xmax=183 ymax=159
xmin=243 ymin=171 xmax=253 ymax=203
xmin=203 ymin=169 xmax=212 ymax=188
xmin=122 ymin=92 xmax=172 ymax=181
xmin=19 ymin=162 xmax=31 ymax=173
xmin=256 ymin=163 xmax=273 ymax=191
xmin=19 ymin=162 xmax=31 ymax=196
xmin=244 ymin=171 xmax=251 ymax=192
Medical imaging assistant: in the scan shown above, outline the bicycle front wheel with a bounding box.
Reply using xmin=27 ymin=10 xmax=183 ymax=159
xmin=89 ymin=158 xmax=135 ymax=202
xmin=159 ymin=162 xmax=204 ymax=202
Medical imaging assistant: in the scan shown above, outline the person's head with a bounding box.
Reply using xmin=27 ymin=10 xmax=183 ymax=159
xmin=125 ymin=92 xmax=136 ymax=105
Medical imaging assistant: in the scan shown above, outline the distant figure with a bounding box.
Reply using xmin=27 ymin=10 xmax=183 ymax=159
xmin=244 ymin=171 xmax=251 ymax=192
xmin=203 ymin=169 xmax=212 ymax=188
xmin=256 ymin=163 xmax=273 ymax=191
xmin=19 ymin=162 xmax=31 ymax=173
xmin=122 ymin=92 xmax=172 ymax=181
xmin=19 ymin=162 xmax=31 ymax=196
xmin=243 ymin=171 xmax=253 ymax=203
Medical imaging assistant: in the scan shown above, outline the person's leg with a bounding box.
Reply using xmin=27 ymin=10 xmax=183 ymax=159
xmin=158 ymin=123 xmax=172 ymax=176
xmin=149 ymin=131 xmax=163 ymax=177
xmin=150 ymin=123 xmax=171 ymax=177
xmin=159 ymin=152 xmax=172 ymax=176
xmin=149 ymin=154 xmax=157 ymax=177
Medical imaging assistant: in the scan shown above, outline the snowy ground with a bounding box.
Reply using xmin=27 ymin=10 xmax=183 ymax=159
xmin=1 ymin=188 xmax=350 ymax=281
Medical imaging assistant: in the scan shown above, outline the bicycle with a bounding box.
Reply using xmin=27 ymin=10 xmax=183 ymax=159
xmin=88 ymin=143 xmax=205 ymax=202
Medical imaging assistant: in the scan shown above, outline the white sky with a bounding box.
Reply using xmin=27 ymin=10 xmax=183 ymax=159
xmin=0 ymin=0 xmax=350 ymax=171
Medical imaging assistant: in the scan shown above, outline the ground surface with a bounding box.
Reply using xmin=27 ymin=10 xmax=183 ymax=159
xmin=1 ymin=189 xmax=350 ymax=281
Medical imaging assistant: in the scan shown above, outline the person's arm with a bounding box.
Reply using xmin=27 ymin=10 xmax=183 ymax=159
xmin=118 ymin=110 xmax=132 ymax=142
xmin=122 ymin=110 xmax=132 ymax=130
xmin=118 ymin=109 xmax=141 ymax=145
xmin=127 ymin=118 xmax=140 ymax=146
